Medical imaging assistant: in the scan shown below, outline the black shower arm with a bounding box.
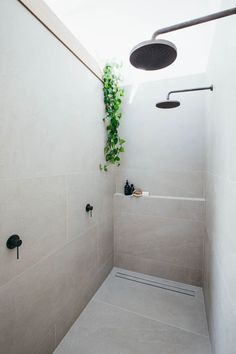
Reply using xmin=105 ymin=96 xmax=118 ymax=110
xmin=152 ymin=7 xmax=236 ymax=39
xmin=167 ymin=85 xmax=213 ymax=100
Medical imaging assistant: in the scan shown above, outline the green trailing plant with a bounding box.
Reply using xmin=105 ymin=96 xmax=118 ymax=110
xmin=100 ymin=63 xmax=125 ymax=172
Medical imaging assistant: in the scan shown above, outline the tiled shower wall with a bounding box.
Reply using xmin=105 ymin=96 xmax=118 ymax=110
xmin=116 ymin=73 xmax=207 ymax=198
xmin=0 ymin=1 xmax=114 ymax=353
xmin=203 ymin=0 xmax=236 ymax=352
xmin=114 ymin=72 xmax=207 ymax=286
xmin=114 ymin=194 xmax=205 ymax=286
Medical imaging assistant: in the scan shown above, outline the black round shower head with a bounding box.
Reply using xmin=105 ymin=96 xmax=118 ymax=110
xmin=130 ymin=39 xmax=177 ymax=70
xmin=156 ymin=100 xmax=180 ymax=109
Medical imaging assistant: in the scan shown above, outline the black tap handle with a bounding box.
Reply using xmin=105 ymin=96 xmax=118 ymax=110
xmin=16 ymin=239 xmax=22 ymax=259
xmin=85 ymin=204 xmax=93 ymax=216
xmin=6 ymin=235 xmax=22 ymax=260
xmin=86 ymin=204 xmax=93 ymax=211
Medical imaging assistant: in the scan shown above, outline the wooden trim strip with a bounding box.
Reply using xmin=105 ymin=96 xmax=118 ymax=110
xmin=18 ymin=0 xmax=103 ymax=82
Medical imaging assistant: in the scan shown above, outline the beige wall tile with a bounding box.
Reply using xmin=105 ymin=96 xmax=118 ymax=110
xmin=0 ymin=1 xmax=115 ymax=353
xmin=55 ymin=255 xmax=113 ymax=348
xmin=115 ymin=212 xmax=204 ymax=270
xmin=0 ymin=283 xmax=15 ymax=354
xmin=114 ymin=194 xmax=205 ymax=286
xmin=114 ymin=193 xmax=205 ymax=222
xmin=119 ymin=74 xmax=205 ymax=174
xmin=203 ymin=5 xmax=236 ymax=353
xmin=66 ymin=173 xmax=101 ymax=240
xmin=0 ymin=176 xmax=67 ymax=287
xmin=97 ymin=217 xmax=113 ymax=269
xmin=0 ymin=1 xmax=105 ymax=180
xmin=0 ymin=226 xmax=112 ymax=353
xmin=114 ymin=253 xmax=202 ymax=286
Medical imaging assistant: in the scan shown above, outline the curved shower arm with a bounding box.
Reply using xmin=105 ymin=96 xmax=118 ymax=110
xmin=152 ymin=7 xmax=236 ymax=39
xmin=167 ymin=85 xmax=213 ymax=100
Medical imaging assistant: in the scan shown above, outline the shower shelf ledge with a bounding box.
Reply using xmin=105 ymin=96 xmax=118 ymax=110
xmin=114 ymin=193 xmax=205 ymax=202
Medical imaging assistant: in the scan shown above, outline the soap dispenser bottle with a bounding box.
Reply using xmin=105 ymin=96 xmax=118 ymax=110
xmin=130 ymin=184 xmax=135 ymax=194
xmin=124 ymin=180 xmax=131 ymax=195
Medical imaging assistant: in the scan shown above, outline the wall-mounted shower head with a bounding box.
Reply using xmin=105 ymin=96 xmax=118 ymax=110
xmin=130 ymin=7 xmax=236 ymax=70
xmin=130 ymin=39 xmax=177 ymax=70
xmin=156 ymin=85 xmax=213 ymax=109
xmin=156 ymin=100 xmax=180 ymax=109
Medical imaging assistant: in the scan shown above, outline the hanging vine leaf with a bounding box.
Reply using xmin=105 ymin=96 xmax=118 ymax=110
xmin=100 ymin=63 xmax=125 ymax=171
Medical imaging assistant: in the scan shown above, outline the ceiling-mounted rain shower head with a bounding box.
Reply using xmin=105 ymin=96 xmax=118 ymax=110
xmin=156 ymin=100 xmax=180 ymax=109
xmin=130 ymin=7 xmax=236 ymax=70
xmin=156 ymin=85 xmax=213 ymax=109
xmin=130 ymin=39 xmax=177 ymax=70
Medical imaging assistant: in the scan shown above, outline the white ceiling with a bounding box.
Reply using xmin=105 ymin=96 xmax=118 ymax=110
xmin=44 ymin=0 xmax=222 ymax=85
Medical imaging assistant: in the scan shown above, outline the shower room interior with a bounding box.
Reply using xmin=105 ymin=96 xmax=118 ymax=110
xmin=0 ymin=0 xmax=236 ymax=353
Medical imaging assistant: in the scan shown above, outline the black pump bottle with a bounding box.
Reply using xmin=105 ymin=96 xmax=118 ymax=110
xmin=124 ymin=180 xmax=131 ymax=195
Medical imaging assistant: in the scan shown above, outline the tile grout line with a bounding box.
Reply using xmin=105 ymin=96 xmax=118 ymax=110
xmin=93 ymin=298 xmax=210 ymax=339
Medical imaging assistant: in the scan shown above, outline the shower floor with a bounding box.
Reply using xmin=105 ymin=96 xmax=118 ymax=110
xmin=54 ymin=268 xmax=212 ymax=354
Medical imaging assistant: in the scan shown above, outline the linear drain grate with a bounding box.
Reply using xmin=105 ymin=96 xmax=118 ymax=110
xmin=115 ymin=272 xmax=196 ymax=297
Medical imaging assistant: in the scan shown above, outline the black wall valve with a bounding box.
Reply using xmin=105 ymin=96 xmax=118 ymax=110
xmin=85 ymin=204 xmax=93 ymax=217
xmin=6 ymin=235 xmax=22 ymax=260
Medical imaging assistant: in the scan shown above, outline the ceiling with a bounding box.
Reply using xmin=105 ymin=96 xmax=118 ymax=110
xmin=44 ymin=0 xmax=222 ymax=85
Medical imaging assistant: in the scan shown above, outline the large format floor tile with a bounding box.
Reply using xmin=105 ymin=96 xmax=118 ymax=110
xmin=95 ymin=268 xmax=209 ymax=336
xmin=55 ymin=300 xmax=211 ymax=354
xmin=54 ymin=268 xmax=211 ymax=354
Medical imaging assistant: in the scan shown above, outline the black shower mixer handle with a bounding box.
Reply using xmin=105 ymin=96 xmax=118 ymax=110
xmin=86 ymin=204 xmax=93 ymax=217
xmin=6 ymin=235 xmax=22 ymax=260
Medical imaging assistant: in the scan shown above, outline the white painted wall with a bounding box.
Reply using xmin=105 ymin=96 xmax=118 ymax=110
xmin=117 ymin=73 xmax=208 ymax=198
xmin=0 ymin=1 xmax=114 ymax=352
xmin=203 ymin=0 xmax=236 ymax=353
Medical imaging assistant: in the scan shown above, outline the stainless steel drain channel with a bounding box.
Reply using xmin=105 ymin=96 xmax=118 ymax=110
xmin=115 ymin=272 xmax=196 ymax=297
